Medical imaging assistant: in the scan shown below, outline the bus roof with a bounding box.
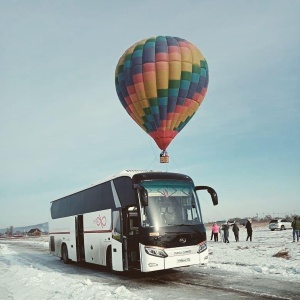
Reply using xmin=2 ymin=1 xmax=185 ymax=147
xmin=51 ymin=170 xmax=159 ymax=203
xmin=96 ymin=169 xmax=160 ymax=184
xmin=51 ymin=170 xmax=194 ymax=203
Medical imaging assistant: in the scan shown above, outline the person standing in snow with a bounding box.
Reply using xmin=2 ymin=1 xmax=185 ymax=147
xmin=232 ymin=222 xmax=239 ymax=242
xmin=223 ymin=222 xmax=230 ymax=243
xmin=291 ymin=216 xmax=297 ymax=242
xmin=211 ymin=223 xmax=219 ymax=242
xmin=246 ymin=219 xmax=253 ymax=241
xmin=293 ymin=216 xmax=300 ymax=242
xmin=219 ymin=224 xmax=223 ymax=242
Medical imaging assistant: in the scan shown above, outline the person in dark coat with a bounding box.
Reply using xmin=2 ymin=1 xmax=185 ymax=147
xmin=291 ymin=216 xmax=297 ymax=242
xmin=232 ymin=222 xmax=239 ymax=242
xmin=246 ymin=219 xmax=253 ymax=241
xmin=223 ymin=222 xmax=230 ymax=243
xmin=293 ymin=216 xmax=300 ymax=242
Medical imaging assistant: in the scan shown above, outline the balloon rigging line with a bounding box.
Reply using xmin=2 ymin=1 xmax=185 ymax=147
xmin=149 ymin=136 xmax=157 ymax=159
xmin=145 ymin=157 xmax=157 ymax=171
xmin=168 ymin=154 xmax=181 ymax=172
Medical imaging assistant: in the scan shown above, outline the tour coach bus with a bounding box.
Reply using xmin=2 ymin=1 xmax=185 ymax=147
xmin=49 ymin=170 xmax=218 ymax=272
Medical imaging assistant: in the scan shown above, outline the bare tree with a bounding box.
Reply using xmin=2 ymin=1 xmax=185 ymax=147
xmin=6 ymin=226 xmax=13 ymax=236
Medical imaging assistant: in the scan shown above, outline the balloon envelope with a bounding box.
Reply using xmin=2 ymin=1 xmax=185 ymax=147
xmin=115 ymin=36 xmax=209 ymax=150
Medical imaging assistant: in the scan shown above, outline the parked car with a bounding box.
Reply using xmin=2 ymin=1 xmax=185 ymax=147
xmin=269 ymin=219 xmax=292 ymax=231
xmin=239 ymin=218 xmax=251 ymax=226
xmin=226 ymin=219 xmax=251 ymax=226
xmin=227 ymin=219 xmax=236 ymax=226
xmin=215 ymin=220 xmax=226 ymax=226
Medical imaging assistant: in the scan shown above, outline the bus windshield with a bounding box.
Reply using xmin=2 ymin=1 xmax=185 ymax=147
xmin=140 ymin=180 xmax=203 ymax=227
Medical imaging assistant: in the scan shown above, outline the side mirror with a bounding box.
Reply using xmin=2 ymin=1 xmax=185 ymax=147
xmin=140 ymin=187 xmax=148 ymax=207
xmin=195 ymin=186 xmax=218 ymax=206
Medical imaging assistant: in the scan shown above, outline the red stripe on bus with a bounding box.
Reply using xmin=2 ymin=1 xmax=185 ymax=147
xmin=84 ymin=230 xmax=112 ymax=234
xmin=49 ymin=230 xmax=111 ymax=235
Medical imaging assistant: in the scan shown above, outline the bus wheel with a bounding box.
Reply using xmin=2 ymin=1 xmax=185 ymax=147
xmin=106 ymin=247 xmax=112 ymax=271
xmin=62 ymin=244 xmax=70 ymax=264
xmin=281 ymin=225 xmax=285 ymax=230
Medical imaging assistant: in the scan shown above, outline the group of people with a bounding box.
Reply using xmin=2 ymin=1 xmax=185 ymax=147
xmin=291 ymin=216 xmax=300 ymax=242
xmin=210 ymin=220 xmax=253 ymax=243
xmin=211 ymin=217 xmax=300 ymax=243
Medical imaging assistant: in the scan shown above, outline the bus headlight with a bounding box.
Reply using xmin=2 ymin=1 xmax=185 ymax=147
xmin=145 ymin=246 xmax=168 ymax=258
xmin=197 ymin=241 xmax=207 ymax=254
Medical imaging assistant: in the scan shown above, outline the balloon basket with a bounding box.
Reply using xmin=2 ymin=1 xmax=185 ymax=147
xmin=160 ymin=151 xmax=169 ymax=163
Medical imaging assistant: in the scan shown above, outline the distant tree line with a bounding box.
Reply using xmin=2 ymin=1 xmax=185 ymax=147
xmin=230 ymin=213 xmax=296 ymax=223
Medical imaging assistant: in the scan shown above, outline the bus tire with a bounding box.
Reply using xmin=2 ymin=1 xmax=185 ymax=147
xmin=106 ymin=246 xmax=112 ymax=271
xmin=62 ymin=244 xmax=70 ymax=264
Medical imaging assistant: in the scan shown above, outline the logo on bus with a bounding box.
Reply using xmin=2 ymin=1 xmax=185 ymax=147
xmin=93 ymin=215 xmax=107 ymax=228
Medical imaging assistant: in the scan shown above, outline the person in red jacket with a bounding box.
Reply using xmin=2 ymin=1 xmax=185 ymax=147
xmin=211 ymin=223 xmax=220 ymax=242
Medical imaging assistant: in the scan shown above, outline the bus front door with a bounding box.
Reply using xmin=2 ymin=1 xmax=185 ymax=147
xmin=126 ymin=208 xmax=140 ymax=270
xmin=111 ymin=210 xmax=125 ymax=271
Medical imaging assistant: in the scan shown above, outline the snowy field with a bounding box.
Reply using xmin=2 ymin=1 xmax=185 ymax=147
xmin=0 ymin=225 xmax=299 ymax=300
xmin=205 ymin=224 xmax=300 ymax=281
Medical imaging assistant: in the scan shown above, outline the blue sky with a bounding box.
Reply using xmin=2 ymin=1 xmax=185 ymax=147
xmin=1 ymin=1 xmax=299 ymax=228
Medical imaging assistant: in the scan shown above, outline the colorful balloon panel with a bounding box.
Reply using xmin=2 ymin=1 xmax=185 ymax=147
xmin=115 ymin=36 xmax=209 ymax=150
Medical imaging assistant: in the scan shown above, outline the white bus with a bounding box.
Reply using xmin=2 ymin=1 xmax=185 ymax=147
xmin=49 ymin=170 xmax=218 ymax=272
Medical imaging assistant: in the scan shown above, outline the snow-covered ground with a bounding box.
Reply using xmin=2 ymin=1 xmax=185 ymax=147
xmin=205 ymin=225 xmax=300 ymax=282
xmin=0 ymin=225 xmax=299 ymax=300
xmin=0 ymin=237 xmax=150 ymax=300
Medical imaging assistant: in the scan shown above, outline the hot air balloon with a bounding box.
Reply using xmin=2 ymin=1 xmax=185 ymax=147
xmin=115 ymin=36 xmax=209 ymax=163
